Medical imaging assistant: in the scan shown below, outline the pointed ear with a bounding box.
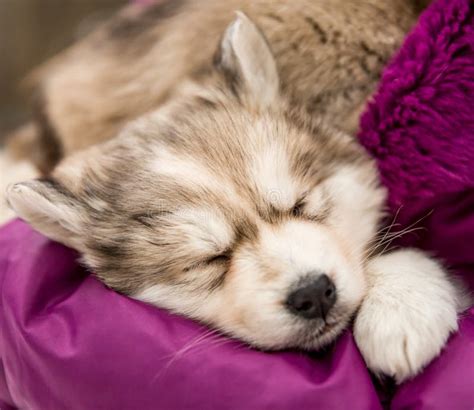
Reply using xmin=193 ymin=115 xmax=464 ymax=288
xmin=215 ymin=11 xmax=279 ymax=108
xmin=6 ymin=179 xmax=84 ymax=250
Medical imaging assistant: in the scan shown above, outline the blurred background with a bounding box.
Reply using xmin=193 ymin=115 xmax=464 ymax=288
xmin=0 ymin=0 xmax=127 ymax=142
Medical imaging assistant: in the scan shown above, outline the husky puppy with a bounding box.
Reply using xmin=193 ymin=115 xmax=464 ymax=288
xmin=4 ymin=0 xmax=466 ymax=382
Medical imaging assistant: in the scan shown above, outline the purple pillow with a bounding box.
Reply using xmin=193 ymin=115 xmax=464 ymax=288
xmin=1 ymin=0 xmax=473 ymax=408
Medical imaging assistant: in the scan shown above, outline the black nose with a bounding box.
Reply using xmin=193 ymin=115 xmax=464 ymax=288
xmin=286 ymin=274 xmax=336 ymax=319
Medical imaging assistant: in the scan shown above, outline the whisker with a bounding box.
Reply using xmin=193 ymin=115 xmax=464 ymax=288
xmin=363 ymin=209 xmax=433 ymax=262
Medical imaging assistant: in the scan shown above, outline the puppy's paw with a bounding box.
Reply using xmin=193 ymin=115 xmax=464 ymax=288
xmin=354 ymin=249 xmax=460 ymax=383
xmin=0 ymin=150 xmax=38 ymax=226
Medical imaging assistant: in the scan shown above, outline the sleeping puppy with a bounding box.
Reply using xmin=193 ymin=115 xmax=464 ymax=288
xmin=4 ymin=0 xmax=466 ymax=383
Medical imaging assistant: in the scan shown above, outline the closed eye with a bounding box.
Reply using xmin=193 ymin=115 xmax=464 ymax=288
xmin=184 ymin=250 xmax=232 ymax=272
xmin=290 ymin=198 xmax=328 ymax=223
xmin=205 ymin=250 xmax=231 ymax=265
xmin=291 ymin=200 xmax=305 ymax=217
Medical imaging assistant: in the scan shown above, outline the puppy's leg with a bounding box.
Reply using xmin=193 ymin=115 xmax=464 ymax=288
xmin=354 ymin=249 xmax=466 ymax=383
xmin=0 ymin=124 xmax=39 ymax=225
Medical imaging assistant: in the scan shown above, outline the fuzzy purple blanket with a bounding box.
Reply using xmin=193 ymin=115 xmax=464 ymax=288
xmin=359 ymin=0 xmax=474 ymax=291
xmin=0 ymin=0 xmax=473 ymax=409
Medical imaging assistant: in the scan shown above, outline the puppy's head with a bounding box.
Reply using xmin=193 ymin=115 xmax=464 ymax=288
xmin=7 ymin=13 xmax=385 ymax=350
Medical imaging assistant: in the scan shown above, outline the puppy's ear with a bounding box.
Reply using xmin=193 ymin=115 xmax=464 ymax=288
xmin=215 ymin=11 xmax=279 ymax=108
xmin=6 ymin=179 xmax=84 ymax=250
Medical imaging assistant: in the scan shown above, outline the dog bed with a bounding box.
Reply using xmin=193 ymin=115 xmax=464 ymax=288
xmin=1 ymin=0 xmax=473 ymax=408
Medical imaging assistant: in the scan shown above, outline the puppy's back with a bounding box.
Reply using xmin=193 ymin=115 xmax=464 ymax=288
xmin=14 ymin=0 xmax=424 ymax=173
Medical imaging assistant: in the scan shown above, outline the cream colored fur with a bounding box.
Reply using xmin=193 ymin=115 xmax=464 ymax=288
xmin=355 ymin=250 xmax=464 ymax=382
xmin=0 ymin=150 xmax=38 ymax=226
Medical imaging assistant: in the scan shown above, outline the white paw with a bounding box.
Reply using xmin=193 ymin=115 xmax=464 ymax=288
xmin=354 ymin=249 xmax=460 ymax=383
xmin=0 ymin=150 xmax=38 ymax=226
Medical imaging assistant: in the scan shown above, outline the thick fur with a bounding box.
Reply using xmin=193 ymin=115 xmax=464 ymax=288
xmin=4 ymin=0 xmax=464 ymax=383
xmin=9 ymin=0 xmax=419 ymax=173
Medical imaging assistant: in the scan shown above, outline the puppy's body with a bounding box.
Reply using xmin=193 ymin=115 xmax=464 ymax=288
xmin=4 ymin=0 xmax=467 ymax=383
xmin=14 ymin=0 xmax=419 ymax=172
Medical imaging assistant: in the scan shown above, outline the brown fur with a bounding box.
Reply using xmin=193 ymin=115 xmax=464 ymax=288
xmin=13 ymin=0 xmax=422 ymax=173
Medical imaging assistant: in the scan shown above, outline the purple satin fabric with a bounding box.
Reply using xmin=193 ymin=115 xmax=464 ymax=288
xmin=0 ymin=222 xmax=381 ymax=409
xmin=1 ymin=0 xmax=474 ymax=408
